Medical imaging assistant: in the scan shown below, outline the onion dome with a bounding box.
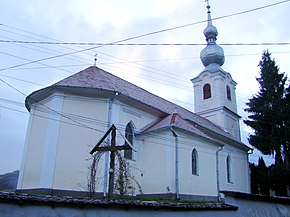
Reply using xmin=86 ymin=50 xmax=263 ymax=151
xmin=200 ymin=4 xmax=225 ymax=68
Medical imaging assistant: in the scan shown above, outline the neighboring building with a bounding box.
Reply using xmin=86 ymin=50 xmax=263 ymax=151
xmin=17 ymin=5 xmax=251 ymax=200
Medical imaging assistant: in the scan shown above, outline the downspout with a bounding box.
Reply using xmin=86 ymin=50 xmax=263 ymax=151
xmin=216 ymin=145 xmax=224 ymax=202
xmin=103 ymin=92 xmax=118 ymax=197
xmin=171 ymin=127 xmax=179 ymax=200
xmin=247 ymin=148 xmax=254 ymax=193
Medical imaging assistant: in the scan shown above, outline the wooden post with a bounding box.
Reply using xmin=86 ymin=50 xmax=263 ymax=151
xmin=108 ymin=125 xmax=116 ymax=198
xmin=90 ymin=124 xmax=133 ymax=199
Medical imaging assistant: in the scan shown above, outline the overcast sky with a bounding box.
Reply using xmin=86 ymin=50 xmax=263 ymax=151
xmin=1 ymin=0 xmax=290 ymax=174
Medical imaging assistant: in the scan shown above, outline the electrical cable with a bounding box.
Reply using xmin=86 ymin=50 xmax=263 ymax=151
xmin=1 ymin=0 xmax=289 ymax=72
xmin=0 ymin=94 xmax=285 ymax=147
xmin=0 ymin=103 xmax=274 ymax=162
xmin=1 ymin=27 xmax=288 ymax=107
xmin=1 ymin=40 xmax=290 ymax=46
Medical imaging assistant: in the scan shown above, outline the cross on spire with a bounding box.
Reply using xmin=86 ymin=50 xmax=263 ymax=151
xmin=205 ymin=0 xmax=211 ymax=13
xmin=205 ymin=0 xmax=213 ymax=26
xmin=94 ymin=53 xmax=97 ymax=66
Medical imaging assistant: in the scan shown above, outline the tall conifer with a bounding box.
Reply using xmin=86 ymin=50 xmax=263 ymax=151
xmin=244 ymin=50 xmax=287 ymax=166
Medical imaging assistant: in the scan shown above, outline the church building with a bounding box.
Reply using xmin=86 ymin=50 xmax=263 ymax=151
xmin=17 ymin=4 xmax=251 ymax=201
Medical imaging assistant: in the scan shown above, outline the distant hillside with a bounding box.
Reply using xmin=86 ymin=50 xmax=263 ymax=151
xmin=0 ymin=170 xmax=19 ymax=191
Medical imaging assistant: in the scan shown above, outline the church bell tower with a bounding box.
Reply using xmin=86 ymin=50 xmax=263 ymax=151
xmin=191 ymin=2 xmax=241 ymax=140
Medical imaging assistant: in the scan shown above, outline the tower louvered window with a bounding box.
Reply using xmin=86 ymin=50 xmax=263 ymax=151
xmin=226 ymin=85 xmax=231 ymax=101
xmin=203 ymin=83 xmax=211 ymax=99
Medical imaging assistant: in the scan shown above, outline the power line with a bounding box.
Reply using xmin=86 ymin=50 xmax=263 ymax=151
xmin=1 ymin=46 xmax=288 ymax=115
xmin=0 ymin=103 xmax=274 ymax=162
xmin=1 ymin=40 xmax=290 ymax=46
xmin=0 ymin=1 xmax=288 ymax=117
xmin=0 ymin=78 xmax=104 ymax=133
xmin=1 ymin=0 xmax=289 ymax=72
xmin=0 ymin=51 xmax=73 ymax=75
xmin=0 ymin=55 xmax=286 ymax=115
xmin=0 ymin=91 xmax=285 ymax=143
xmin=0 ymin=73 xmax=45 ymax=86
xmin=0 ymin=31 xmax=92 ymax=65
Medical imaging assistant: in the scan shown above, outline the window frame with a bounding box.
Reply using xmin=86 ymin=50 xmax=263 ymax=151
xmin=226 ymin=155 xmax=233 ymax=183
xmin=226 ymin=85 xmax=232 ymax=101
xmin=124 ymin=122 xmax=134 ymax=160
xmin=203 ymin=83 xmax=211 ymax=100
xmin=192 ymin=149 xmax=199 ymax=175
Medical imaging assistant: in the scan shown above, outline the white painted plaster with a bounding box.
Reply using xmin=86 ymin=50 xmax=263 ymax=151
xmin=39 ymin=94 xmax=64 ymax=188
xmin=17 ymin=107 xmax=35 ymax=189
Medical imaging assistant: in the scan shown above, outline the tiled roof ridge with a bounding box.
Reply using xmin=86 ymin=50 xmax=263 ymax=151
xmin=54 ymin=66 xmax=173 ymax=101
xmin=140 ymin=114 xmax=171 ymax=133
xmin=170 ymin=112 xmax=178 ymax=125
xmin=54 ymin=66 xmax=191 ymax=112
xmin=139 ymin=113 xmax=214 ymax=142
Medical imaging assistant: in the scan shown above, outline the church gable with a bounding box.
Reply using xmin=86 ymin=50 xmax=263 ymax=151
xmin=139 ymin=112 xmax=223 ymax=147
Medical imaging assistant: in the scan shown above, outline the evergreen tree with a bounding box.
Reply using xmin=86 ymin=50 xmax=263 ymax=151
xmin=250 ymin=158 xmax=270 ymax=195
xmin=257 ymin=157 xmax=270 ymax=195
xmin=282 ymin=84 xmax=290 ymax=170
xmin=268 ymin=164 xmax=290 ymax=197
xmin=244 ymin=50 xmax=288 ymax=166
xmin=245 ymin=50 xmax=290 ymax=196
xmin=249 ymin=163 xmax=259 ymax=194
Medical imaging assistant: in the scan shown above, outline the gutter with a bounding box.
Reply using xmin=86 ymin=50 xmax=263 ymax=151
xmin=247 ymin=148 xmax=254 ymax=193
xmin=103 ymin=92 xmax=119 ymax=197
xmin=216 ymin=145 xmax=224 ymax=202
xmin=171 ymin=127 xmax=179 ymax=200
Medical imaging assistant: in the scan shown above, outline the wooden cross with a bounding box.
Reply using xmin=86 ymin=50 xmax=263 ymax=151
xmin=90 ymin=124 xmax=134 ymax=198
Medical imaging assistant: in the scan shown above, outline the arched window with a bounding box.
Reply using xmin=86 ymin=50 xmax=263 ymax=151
xmin=192 ymin=149 xmax=199 ymax=175
xmin=226 ymin=155 xmax=232 ymax=183
xmin=203 ymin=83 xmax=211 ymax=99
xmin=124 ymin=122 xmax=133 ymax=160
xmin=226 ymin=85 xmax=231 ymax=101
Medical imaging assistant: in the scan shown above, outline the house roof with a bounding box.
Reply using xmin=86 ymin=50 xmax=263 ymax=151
xmin=26 ymin=66 xmax=249 ymax=150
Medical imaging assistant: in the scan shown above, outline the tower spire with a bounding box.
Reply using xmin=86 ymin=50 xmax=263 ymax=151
xmin=205 ymin=0 xmax=212 ymax=26
xmin=191 ymin=2 xmax=240 ymax=140
xmin=200 ymin=0 xmax=225 ymax=69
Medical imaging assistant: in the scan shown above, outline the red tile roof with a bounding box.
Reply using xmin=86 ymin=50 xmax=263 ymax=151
xmin=140 ymin=113 xmax=222 ymax=145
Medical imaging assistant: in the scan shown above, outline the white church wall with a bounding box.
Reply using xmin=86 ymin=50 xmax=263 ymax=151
xmin=18 ymin=93 xmax=111 ymax=191
xmin=138 ymin=129 xmax=222 ymax=197
xmin=17 ymin=88 xmax=249 ymax=197
xmin=139 ymin=130 xmax=175 ymax=194
xmin=18 ymin=106 xmax=46 ymax=189
xmin=177 ymin=130 xmax=219 ymax=197
xmin=219 ymin=146 xmax=249 ymax=193
xmin=18 ymin=94 xmax=62 ymax=189
xmin=53 ymin=95 xmax=108 ymax=191
xmin=118 ymin=101 xmax=157 ymax=131
xmin=224 ymin=113 xmax=241 ymax=141
xmin=94 ymin=101 xmax=159 ymax=196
